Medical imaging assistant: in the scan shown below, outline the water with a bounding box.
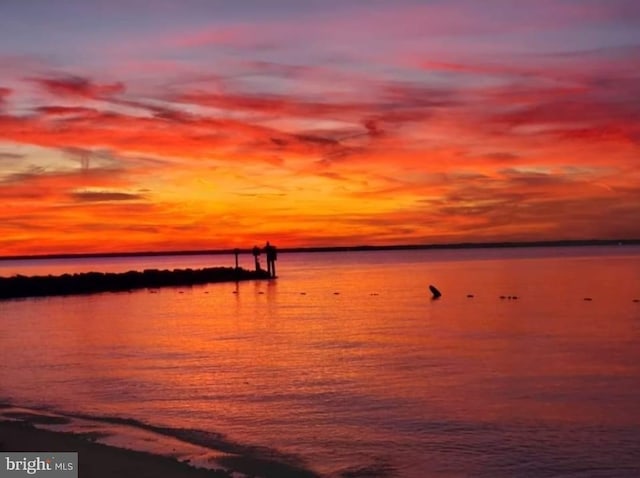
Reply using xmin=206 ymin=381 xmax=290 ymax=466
xmin=1 ymin=246 xmax=640 ymax=477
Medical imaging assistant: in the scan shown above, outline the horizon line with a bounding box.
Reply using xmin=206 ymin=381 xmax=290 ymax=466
xmin=1 ymin=238 xmax=639 ymax=262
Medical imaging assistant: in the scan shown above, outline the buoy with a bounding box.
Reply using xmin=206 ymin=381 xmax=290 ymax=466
xmin=429 ymin=285 xmax=442 ymax=299
xmin=583 ymin=297 xmax=592 ymax=301
xmin=466 ymin=294 xmax=474 ymax=298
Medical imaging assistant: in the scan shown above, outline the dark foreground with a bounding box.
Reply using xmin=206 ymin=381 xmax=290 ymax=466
xmin=0 ymin=421 xmax=229 ymax=478
xmin=0 ymin=267 xmax=271 ymax=300
xmin=0 ymin=413 xmax=320 ymax=478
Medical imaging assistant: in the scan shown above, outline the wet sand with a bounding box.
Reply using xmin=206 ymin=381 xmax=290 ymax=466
xmin=0 ymin=421 xmax=231 ymax=478
xmin=0 ymin=407 xmax=320 ymax=478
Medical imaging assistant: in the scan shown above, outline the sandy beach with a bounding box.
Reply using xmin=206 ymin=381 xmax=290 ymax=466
xmin=0 ymin=405 xmax=320 ymax=478
xmin=0 ymin=421 xmax=231 ymax=478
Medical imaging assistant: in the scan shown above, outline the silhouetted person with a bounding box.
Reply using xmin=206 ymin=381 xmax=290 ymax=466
xmin=233 ymin=248 xmax=240 ymax=269
xmin=252 ymin=245 xmax=262 ymax=271
xmin=265 ymin=241 xmax=278 ymax=278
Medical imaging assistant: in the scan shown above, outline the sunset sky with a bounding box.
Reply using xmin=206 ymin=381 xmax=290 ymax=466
xmin=1 ymin=0 xmax=639 ymax=255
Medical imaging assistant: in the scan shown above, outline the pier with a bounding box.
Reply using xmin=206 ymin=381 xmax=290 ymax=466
xmin=0 ymin=266 xmax=271 ymax=300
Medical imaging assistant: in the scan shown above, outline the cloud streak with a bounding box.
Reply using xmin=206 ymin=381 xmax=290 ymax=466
xmin=30 ymin=75 xmax=125 ymax=99
xmin=70 ymin=189 xmax=145 ymax=202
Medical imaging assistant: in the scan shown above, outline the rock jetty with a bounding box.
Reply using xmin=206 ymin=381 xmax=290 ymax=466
xmin=0 ymin=267 xmax=271 ymax=300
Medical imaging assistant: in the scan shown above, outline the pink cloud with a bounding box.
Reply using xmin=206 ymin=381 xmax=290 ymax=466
xmin=30 ymin=75 xmax=125 ymax=99
xmin=36 ymin=105 xmax=101 ymax=116
xmin=0 ymin=87 xmax=10 ymax=108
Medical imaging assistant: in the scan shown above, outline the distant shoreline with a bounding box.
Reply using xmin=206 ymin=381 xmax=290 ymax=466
xmin=0 ymin=238 xmax=638 ymax=262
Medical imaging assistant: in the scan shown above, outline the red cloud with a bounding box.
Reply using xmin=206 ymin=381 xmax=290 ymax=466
xmin=175 ymin=91 xmax=370 ymax=119
xmin=36 ymin=106 xmax=101 ymax=116
xmin=30 ymin=75 xmax=125 ymax=99
xmin=0 ymin=87 xmax=10 ymax=107
xmin=0 ymin=99 xmax=353 ymax=164
xmin=420 ymin=60 xmax=536 ymax=78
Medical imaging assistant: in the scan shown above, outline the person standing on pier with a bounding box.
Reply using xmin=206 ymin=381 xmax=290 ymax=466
xmin=265 ymin=242 xmax=278 ymax=278
xmin=252 ymin=245 xmax=262 ymax=271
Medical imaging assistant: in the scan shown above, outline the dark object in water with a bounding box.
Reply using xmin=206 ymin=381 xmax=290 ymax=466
xmin=499 ymin=295 xmax=506 ymax=299
xmin=633 ymin=299 xmax=639 ymax=303
xmin=429 ymin=285 xmax=441 ymax=299
xmin=583 ymin=297 xmax=593 ymax=301
xmin=466 ymin=294 xmax=474 ymax=298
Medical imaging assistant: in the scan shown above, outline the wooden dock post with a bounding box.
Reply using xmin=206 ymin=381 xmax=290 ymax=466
xmin=252 ymin=245 xmax=261 ymax=271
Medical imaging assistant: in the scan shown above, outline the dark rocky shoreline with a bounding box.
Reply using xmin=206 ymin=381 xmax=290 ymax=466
xmin=0 ymin=267 xmax=271 ymax=300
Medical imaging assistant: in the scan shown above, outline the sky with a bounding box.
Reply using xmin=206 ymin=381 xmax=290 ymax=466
xmin=1 ymin=0 xmax=639 ymax=255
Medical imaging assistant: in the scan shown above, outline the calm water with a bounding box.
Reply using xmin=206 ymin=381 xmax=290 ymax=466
xmin=1 ymin=246 xmax=640 ymax=477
